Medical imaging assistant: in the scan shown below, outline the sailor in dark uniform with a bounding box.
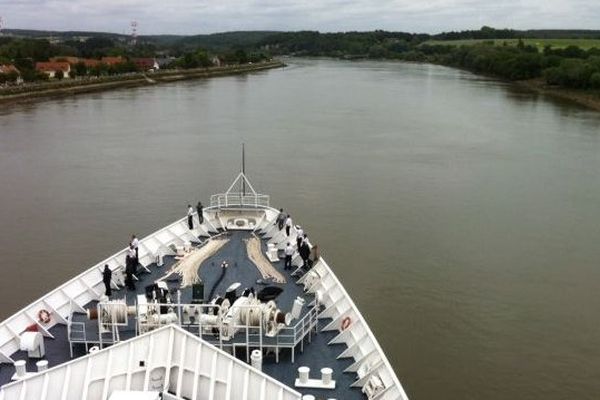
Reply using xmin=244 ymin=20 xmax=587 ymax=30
xmin=187 ymin=204 xmax=194 ymax=229
xmin=102 ymin=264 xmax=112 ymax=296
xmin=299 ymin=240 xmax=311 ymax=270
xmin=196 ymin=201 xmax=204 ymax=225
xmin=125 ymin=246 xmax=137 ymax=290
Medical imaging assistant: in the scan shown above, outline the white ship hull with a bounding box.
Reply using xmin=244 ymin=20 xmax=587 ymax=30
xmin=0 ymin=173 xmax=409 ymax=400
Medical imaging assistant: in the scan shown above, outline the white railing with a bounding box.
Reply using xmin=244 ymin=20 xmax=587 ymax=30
xmin=0 ymin=325 xmax=303 ymax=400
xmin=0 ymin=214 xmax=203 ymax=364
xmin=301 ymin=257 xmax=411 ymax=400
xmin=210 ymin=192 xmax=270 ymax=209
xmin=104 ymin=300 xmax=320 ymax=364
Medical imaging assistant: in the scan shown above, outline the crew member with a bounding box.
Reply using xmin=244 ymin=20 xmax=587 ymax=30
xmin=130 ymin=234 xmax=139 ymax=264
xmin=285 ymin=215 xmax=292 ymax=236
xmin=302 ymin=233 xmax=310 ymax=247
xmin=128 ymin=244 xmax=137 ymax=268
xmin=284 ymin=242 xmax=294 ymax=270
xmin=196 ymin=201 xmax=204 ymax=225
xmin=102 ymin=264 xmax=112 ymax=296
xmin=125 ymin=252 xmax=136 ymax=290
xmin=276 ymin=208 xmax=285 ymax=230
xmin=299 ymin=240 xmax=311 ymax=270
xmin=187 ymin=204 xmax=194 ymax=229
xmin=295 ymin=225 xmax=304 ymax=248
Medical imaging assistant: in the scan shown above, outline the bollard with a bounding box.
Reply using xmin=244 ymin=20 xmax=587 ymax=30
xmin=321 ymin=367 xmax=333 ymax=385
xmin=251 ymin=349 xmax=262 ymax=371
xmin=298 ymin=366 xmax=310 ymax=384
xmin=36 ymin=360 xmax=48 ymax=372
xmin=14 ymin=360 xmax=26 ymax=377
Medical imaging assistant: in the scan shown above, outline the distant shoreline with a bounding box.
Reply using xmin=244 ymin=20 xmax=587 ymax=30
xmin=514 ymin=78 xmax=600 ymax=112
xmin=416 ymin=59 xmax=600 ymax=112
xmin=0 ymin=61 xmax=285 ymax=104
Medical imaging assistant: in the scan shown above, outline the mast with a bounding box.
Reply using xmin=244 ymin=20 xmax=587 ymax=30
xmin=241 ymin=143 xmax=246 ymax=196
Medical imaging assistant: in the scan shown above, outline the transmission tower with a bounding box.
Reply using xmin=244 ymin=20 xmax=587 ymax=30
xmin=0 ymin=16 xmax=5 ymax=36
xmin=130 ymin=20 xmax=138 ymax=45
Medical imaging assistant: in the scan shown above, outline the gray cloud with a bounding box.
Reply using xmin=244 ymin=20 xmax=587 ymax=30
xmin=0 ymin=0 xmax=597 ymax=34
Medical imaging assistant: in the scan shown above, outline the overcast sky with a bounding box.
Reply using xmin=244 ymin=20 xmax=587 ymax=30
xmin=0 ymin=0 xmax=597 ymax=35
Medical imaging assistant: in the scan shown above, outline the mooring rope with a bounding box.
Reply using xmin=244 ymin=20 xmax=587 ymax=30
xmin=245 ymin=234 xmax=286 ymax=283
xmin=159 ymin=237 xmax=230 ymax=287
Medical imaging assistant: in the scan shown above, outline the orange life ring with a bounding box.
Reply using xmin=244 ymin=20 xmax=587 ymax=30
xmin=37 ymin=309 xmax=51 ymax=324
xmin=341 ymin=316 xmax=352 ymax=331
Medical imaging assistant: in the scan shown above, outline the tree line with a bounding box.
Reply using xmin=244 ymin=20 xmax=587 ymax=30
xmin=255 ymin=30 xmax=600 ymax=90
xmin=3 ymin=27 xmax=600 ymax=91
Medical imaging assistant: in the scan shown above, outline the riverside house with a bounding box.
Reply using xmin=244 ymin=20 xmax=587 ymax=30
xmin=0 ymin=64 xmax=21 ymax=84
xmin=35 ymin=61 xmax=71 ymax=79
xmin=50 ymin=57 xmax=100 ymax=68
xmin=100 ymin=56 xmax=125 ymax=66
xmin=133 ymin=58 xmax=159 ymax=71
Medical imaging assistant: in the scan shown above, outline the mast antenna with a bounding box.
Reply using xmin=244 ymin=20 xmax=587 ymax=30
xmin=241 ymin=143 xmax=246 ymax=196
xmin=130 ymin=20 xmax=138 ymax=46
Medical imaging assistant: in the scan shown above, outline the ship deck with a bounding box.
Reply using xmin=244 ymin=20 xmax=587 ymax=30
xmin=0 ymin=230 xmax=365 ymax=400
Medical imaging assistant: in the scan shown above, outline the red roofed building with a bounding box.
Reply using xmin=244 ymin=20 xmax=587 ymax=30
xmin=0 ymin=64 xmax=21 ymax=84
xmin=133 ymin=58 xmax=159 ymax=71
xmin=0 ymin=64 xmax=20 ymax=75
xmin=100 ymin=56 xmax=125 ymax=66
xmin=50 ymin=56 xmax=101 ymax=68
xmin=50 ymin=56 xmax=81 ymax=64
xmin=35 ymin=61 xmax=71 ymax=79
xmin=82 ymin=59 xmax=100 ymax=68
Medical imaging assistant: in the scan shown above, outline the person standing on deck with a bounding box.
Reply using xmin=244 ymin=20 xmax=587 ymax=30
xmin=187 ymin=204 xmax=194 ymax=230
xmin=102 ymin=264 xmax=112 ymax=296
xmin=276 ymin=208 xmax=285 ymax=230
xmin=125 ymin=251 xmax=136 ymax=290
xmin=285 ymin=215 xmax=292 ymax=236
xmin=295 ymin=225 xmax=304 ymax=248
xmin=127 ymin=244 xmax=137 ymax=270
xmin=284 ymin=242 xmax=294 ymax=270
xmin=196 ymin=201 xmax=204 ymax=225
xmin=302 ymin=233 xmax=311 ymax=248
xmin=299 ymin=240 xmax=311 ymax=270
xmin=130 ymin=234 xmax=139 ymax=265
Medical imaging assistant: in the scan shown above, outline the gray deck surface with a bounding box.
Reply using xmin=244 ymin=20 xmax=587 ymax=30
xmin=0 ymin=230 xmax=365 ymax=399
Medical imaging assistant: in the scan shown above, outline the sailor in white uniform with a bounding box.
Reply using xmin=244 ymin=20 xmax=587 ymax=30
xmin=295 ymin=225 xmax=304 ymax=248
xmin=187 ymin=205 xmax=194 ymax=229
xmin=284 ymin=242 xmax=294 ymax=270
xmin=285 ymin=215 xmax=292 ymax=236
xmin=130 ymin=234 xmax=139 ymax=264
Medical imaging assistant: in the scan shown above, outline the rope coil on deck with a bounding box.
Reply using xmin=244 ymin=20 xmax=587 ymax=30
xmin=245 ymin=234 xmax=286 ymax=283
xmin=160 ymin=237 xmax=230 ymax=287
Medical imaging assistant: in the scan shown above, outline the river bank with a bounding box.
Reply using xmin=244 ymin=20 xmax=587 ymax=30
xmin=514 ymin=78 xmax=600 ymax=111
xmin=0 ymin=60 xmax=285 ymax=104
xmin=428 ymin=59 xmax=600 ymax=112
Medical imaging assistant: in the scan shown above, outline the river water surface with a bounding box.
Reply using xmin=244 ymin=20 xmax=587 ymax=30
xmin=1 ymin=58 xmax=600 ymax=399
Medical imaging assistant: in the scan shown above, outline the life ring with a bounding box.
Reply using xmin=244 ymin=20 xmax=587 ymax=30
xmin=341 ymin=316 xmax=352 ymax=331
xmin=37 ymin=309 xmax=51 ymax=324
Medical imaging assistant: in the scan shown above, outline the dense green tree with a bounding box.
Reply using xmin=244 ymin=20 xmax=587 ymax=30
xmin=73 ymin=62 xmax=87 ymax=76
xmin=590 ymin=72 xmax=600 ymax=88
